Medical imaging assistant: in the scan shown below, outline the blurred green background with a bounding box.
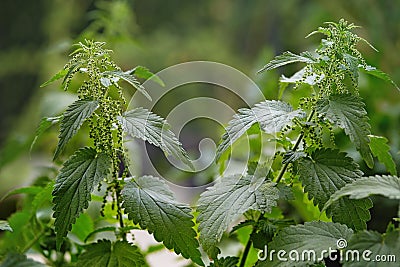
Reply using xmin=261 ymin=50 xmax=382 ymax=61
xmin=1 ymin=0 xmax=399 ymax=231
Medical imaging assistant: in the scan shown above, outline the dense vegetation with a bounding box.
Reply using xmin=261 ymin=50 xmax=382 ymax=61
xmin=1 ymin=2 xmax=400 ymax=267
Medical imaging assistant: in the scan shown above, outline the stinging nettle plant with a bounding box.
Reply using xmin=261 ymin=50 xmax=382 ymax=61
xmin=1 ymin=40 xmax=203 ymax=266
xmin=45 ymin=40 xmax=204 ymax=265
xmin=1 ymin=19 xmax=400 ymax=267
xmin=196 ymin=19 xmax=400 ymax=266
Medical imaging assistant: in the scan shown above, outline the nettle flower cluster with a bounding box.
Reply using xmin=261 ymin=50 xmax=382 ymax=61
xmin=70 ymin=42 xmax=126 ymax=173
xmin=265 ymin=20 xmax=376 ymax=155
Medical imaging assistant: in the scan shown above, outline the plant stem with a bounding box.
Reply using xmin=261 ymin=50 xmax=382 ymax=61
xmin=239 ymin=212 xmax=262 ymax=267
xmin=21 ymin=227 xmax=46 ymax=254
xmin=239 ymin=238 xmax=252 ymax=267
xmin=275 ymin=109 xmax=315 ymax=184
xmin=115 ymin=184 xmax=126 ymax=241
xmin=239 ymin=227 xmax=257 ymax=267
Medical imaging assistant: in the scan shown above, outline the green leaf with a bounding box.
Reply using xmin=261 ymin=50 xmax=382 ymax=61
xmin=117 ymin=107 xmax=193 ymax=169
xmin=251 ymin=218 xmax=295 ymax=250
xmin=145 ymin=244 xmax=165 ymax=254
xmin=76 ymin=240 xmax=146 ymax=267
xmin=0 ymin=220 xmax=12 ymax=232
xmin=324 ymin=175 xmax=400 ymax=211
xmin=298 ymin=149 xmax=362 ymax=209
xmin=317 ymin=94 xmax=373 ymax=168
xmin=103 ymin=70 xmax=152 ymax=100
xmin=279 ymin=67 xmax=324 ymax=86
xmin=327 ymin=197 xmax=372 ymax=231
xmin=30 ymin=116 xmax=62 ymax=152
xmin=0 ymin=186 xmax=43 ymax=202
xmin=282 ymin=151 xmax=307 ymax=165
xmin=3 ymin=211 xmax=43 ymax=252
xmin=216 ymin=100 xmax=305 ymax=162
xmin=40 ymin=68 xmax=69 ymax=87
xmin=298 ymin=149 xmax=370 ymax=230
xmin=0 ymin=253 xmax=46 ymax=267
xmin=230 ymin=220 xmax=256 ymax=234
xmin=32 ymin=181 xmax=54 ymax=210
xmin=84 ymin=227 xmax=116 ymax=243
xmin=132 ymin=66 xmax=165 ymax=86
xmin=71 ymin=213 xmax=94 ymax=242
xmin=54 ymin=98 xmax=99 ymax=160
xmin=343 ymin=230 xmax=400 ymax=267
xmin=197 ymin=174 xmax=279 ymax=257
xmin=52 ymin=147 xmax=111 ymax=250
xmin=358 ymin=37 xmax=379 ymax=52
xmin=343 ymin=53 xmax=360 ymax=81
xmin=368 ymin=135 xmax=397 ymax=175
xmin=258 ymin=51 xmax=317 ymax=73
xmin=360 ymin=65 xmax=399 ymax=91
xmin=121 ymin=176 xmax=203 ymax=265
xmin=208 ymin=257 xmax=240 ymax=267
xmin=257 ymin=221 xmax=354 ymax=267
xmin=62 ymin=62 xmax=83 ymax=87
xmin=305 ymin=27 xmax=332 ymax=38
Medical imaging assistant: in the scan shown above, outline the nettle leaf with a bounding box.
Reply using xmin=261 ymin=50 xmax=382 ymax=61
xmin=1 ymin=253 xmax=46 ymax=267
xmin=0 ymin=186 xmax=43 ymax=202
xmin=360 ymin=65 xmax=399 ymax=91
xmin=3 ymin=211 xmax=43 ymax=252
xmin=63 ymin=62 xmax=83 ymax=85
xmin=103 ymin=70 xmax=152 ymax=100
xmin=327 ymin=197 xmax=372 ymax=232
xmin=0 ymin=220 xmax=12 ymax=232
xmin=343 ymin=53 xmax=360 ymax=80
xmin=324 ymin=175 xmax=400 ymax=211
xmin=368 ymin=135 xmax=397 ymax=175
xmin=298 ymin=149 xmax=362 ymax=209
xmin=298 ymin=149 xmax=370 ymax=230
xmin=76 ymin=240 xmax=146 ymax=267
xmin=40 ymin=68 xmax=69 ymax=88
xmin=30 ymin=116 xmax=62 ymax=152
xmin=280 ymin=67 xmax=324 ymax=86
xmin=54 ymin=98 xmax=99 ymax=160
xmin=197 ymin=174 xmax=280 ymax=257
xmin=117 ymin=107 xmax=193 ymax=169
xmin=251 ymin=218 xmax=296 ymax=250
xmin=258 ymin=51 xmax=317 ymax=73
xmin=32 ymin=181 xmax=54 ymax=210
xmin=257 ymin=221 xmax=354 ymax=267
xmin=282 ymin=151 xmax=307 ymax=165
xmin=121 ymin=176 xmax=203 ymax=266
xmin=52 ymin=147 xmax=111 ymax=250
xmin=230 ymin=220 xmax=256 ymax=234
xmin=343 ymin=230 xmax=400 ymax=267
xmin=317 ymin=94 xmax=373 ymax=168
xmin=84 ymin=227 xmax=116 ymax=243
xmin=216 ymin=100 xmax=305 ymax=161
xmin=132 ymin=66 xmax=165 ymax=86
xmin=208 ymin=256 xmax=240 ymax=267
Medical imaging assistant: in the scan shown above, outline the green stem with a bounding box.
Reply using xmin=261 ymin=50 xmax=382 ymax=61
xmin=239 ymin=213 xmax=262 ymax=267
xmin=275 ymin=109 xmax=315 ymax=184
xmin=239 ymin=227 xmax=257 ymax=267
xmin=115 ymin=183 xmax=126 ymax=241
xmin=21 ymin=227 xmax=46 ymax=254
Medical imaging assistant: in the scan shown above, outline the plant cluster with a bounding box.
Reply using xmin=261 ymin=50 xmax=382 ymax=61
xmin=1 ymin=19 xmax=399 ymax=267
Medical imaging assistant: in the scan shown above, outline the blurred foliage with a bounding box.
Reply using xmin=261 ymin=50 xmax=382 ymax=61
xmin=0 ymin=0 xmax=399 ymax=242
